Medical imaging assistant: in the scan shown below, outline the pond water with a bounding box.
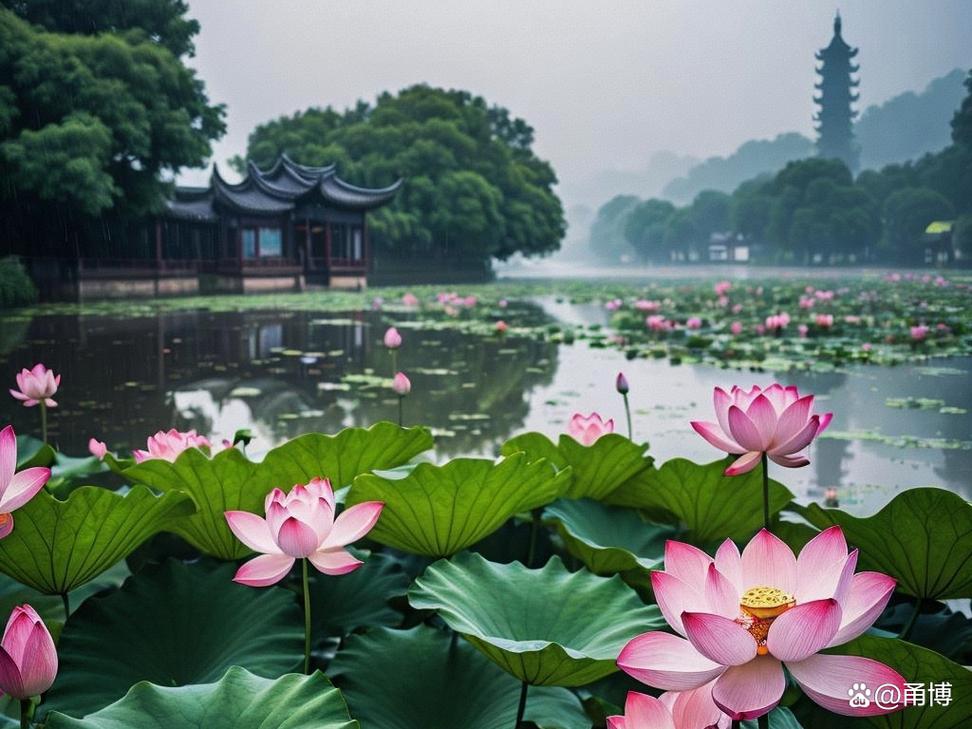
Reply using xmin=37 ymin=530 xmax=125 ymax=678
xmin=1 ymin=299 xmax=969 ymax=516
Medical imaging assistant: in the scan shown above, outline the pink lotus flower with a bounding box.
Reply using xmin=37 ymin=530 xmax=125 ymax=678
xmin=498 ymin=298 xmax=508 ymax=308
xmin=618 ymin=528 xmax=905 ymax=720
xmin=88 ymin=438 xmax=107 ymax=460
xmin=226 ymin=478 xmax=383 ymax=587
xmin=815 ymin=314 xmax=834 ymax=328
xmin=635 ymin=299 xmax=661 ymax=312
xmin=133 ymin=429 xmax=212 ymax=463
xmin=0 ymin=426 xmax=50 ymax=539
xmin=9 ymin=364 xmax=60 ymax=408
xmin=764 ymin=313 xmax=790 ymax=331
xmin=568 ymin=412 xmax=614 ymax=445
xmin=401 ymin=292 xmax=419 ymax=307
xmin=730 ymin=321 xmax=743 ymax=336
xmin=686 ymin=317 xmax=702 ymax=330
xmin=0 ymin=604 xmax=57 ymax=699
xmin=392 ymin=372 xmax=411 ymax=396
xmin=607 ymin=688 xmax=729 ymax=729
xmin=383 ymin=327 xmax=402 ymax=349
xmin=606 ymin=299 xmax=623 ymax=311
xmin=463 ymin=295 xmax=478 ymax=308
xmin=910 ymin=325 xmax=929 ymax=341
xmin=797 ymin=324 xmax=809 ymax=338
xmin=495 ymin=320 xmax=508 ymax=333
xmin=714 ymin=281 xmax=731 ymax=296
xmin=691 ymin=384 xmax=833 ymax=476
xmin=647 ymin=315 xmax=673 ymax=332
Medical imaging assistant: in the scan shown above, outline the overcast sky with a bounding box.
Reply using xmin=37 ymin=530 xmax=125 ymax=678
xmin=180 ymin=0 xmax=971 ymax=186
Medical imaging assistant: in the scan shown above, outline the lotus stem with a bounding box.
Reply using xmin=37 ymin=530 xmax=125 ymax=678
xmin=526 ymin=509 xmax=540 ymax=567
xmin=514 ymin=680 xmax=529 ymax=727
xmin=900 ymin=598 xmax=922 ymax=641
xmin=758 ymin=714 xmax=769 ymax=729
xmin=302 ymin=558 xmax=312 ymax=674
xmin=761 ymin=452 xmax=770 ymax=531
xmin=39 ymin=402 xmax=47 ymax=445
xmin=397 ymin=396 xmax=404 ymax=427
xmin=61 ymin=592 xmax=70 ymax=621
xmin=622 ymin=393 xmax=633 ymax=440
xmin=20 ymin=698 xmax=33 ymax=729
xmin=390 ymin=349 xmax=398 ymax=378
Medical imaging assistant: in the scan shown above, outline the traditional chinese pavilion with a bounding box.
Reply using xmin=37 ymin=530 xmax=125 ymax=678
xmin=814 ymin=11 xmax=860 ymax=171
xmin=20 ymin=155 xmax=401 ymax=299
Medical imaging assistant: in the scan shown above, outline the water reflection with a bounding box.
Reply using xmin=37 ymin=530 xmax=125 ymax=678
xmin=0 ymin=305 xmax=968 ymax=514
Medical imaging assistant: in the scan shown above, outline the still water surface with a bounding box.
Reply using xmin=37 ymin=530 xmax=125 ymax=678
xmin=1 ymin=300 xmax=969 ymax=515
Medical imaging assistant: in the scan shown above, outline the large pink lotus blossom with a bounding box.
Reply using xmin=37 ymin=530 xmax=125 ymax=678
xmin=568 ymin=412 xmax=614 ymax=446
xmin=607 ymin=687 xmax=729 ymax=729
xmin=226 ymin=478 xmax=384 ymax=587
xmin=618 ymin=528 xmax=904 ymax=721
xmin=9 ymin=364 xmax=60 ymax=408
xmin=0 ymin=604 xmax=57 ymax=699
xmin=691 ymin=384 xmax=833 ymax=476
xmin=133 ymin=429 xmax=212 ymax=463
xmin=0 ymin=426 xmax=50 ymax=539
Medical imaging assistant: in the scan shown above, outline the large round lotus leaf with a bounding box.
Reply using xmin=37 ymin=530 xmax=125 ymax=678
xmin=501 ymin=432 xmax=650 ymax=500
xmin=408 ymin=552 xmax=664 ymax=686
xmin=792 ymin=487 xmax=972 ymax=600
xmin=309 ymin=551 xmax=408 ymax=640
xmin=0 ymin=485 xmax=194 ymax=594
xmin=544 ymin=498 xmax=674 ymax=578
xmin=604 ymin=458 xmax=793 ymax=543
xmin=44 ymin=560 xmax=303 ymax=718
xmin=346 ymin=453 xmax=568 ymax=557
xmin=125 ymin=422 xmax=433 ymax=559
xmin=45 ymin=667 xmax=357 ymax=729
xmin=329 ymin=625 xmax=588 ymax=729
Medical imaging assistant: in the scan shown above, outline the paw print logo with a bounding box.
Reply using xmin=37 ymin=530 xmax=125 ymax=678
xmin=848 ymin=682 xmax=872 ymax=708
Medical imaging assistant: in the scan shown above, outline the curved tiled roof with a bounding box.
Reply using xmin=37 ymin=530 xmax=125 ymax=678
xmin=166 ymin=155 xmax=402 ymax=219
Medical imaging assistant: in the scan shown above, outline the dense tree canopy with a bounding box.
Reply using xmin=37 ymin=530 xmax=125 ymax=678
xmin=237 ymin=86 xmax=565 ymax=264
xmin=0 ymin=1 xmax=224 ymax=249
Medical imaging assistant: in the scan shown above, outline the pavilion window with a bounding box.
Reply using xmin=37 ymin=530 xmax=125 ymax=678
xmin=352 ymin=226 xmax=363 ymax=261
xmin=258 ymin=227 xmax=282 ymax=257
xmin=242 ymin=228 xmax=257 ymax=259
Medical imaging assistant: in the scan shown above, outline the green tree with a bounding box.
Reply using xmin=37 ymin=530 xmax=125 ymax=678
xmin=882 ymin=187 xmax=954 ymax=263
xmin=951 ymin=69 xmax=972 ymax=149
xmin=0 ymin=4 xmax=224 ymax=252
xmin=238 ymin=85 xmax=565 ymax=265
xmin=623 ymin=198 xmax=675 ymax=262
xmin=587 ymin=195 xmax=639 ymax=262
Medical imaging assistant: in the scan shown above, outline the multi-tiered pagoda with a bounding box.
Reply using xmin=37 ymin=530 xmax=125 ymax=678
xmin=814 ymin=11 xmax=860 ymax=171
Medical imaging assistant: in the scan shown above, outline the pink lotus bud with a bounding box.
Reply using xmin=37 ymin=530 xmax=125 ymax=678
xmin=798 ymin=324 xmax=809 ymax=338
xmin=691 ymin=384 xmax=833 ymax=476
xmin=392 ymin=372 xmax=411 ymax=396
xmin=0 ymin=604 xmax=58 ymax=699
xmin=226 ymin=479 xmax=384 ymax=586
xmin=862 ymin=342 xmax=873 ymax=351
xmin=401 ymin=292 xmax=419 ymax=307
xmin=371 ymin=297 xmax=384 ymax=311
xmin=9 ymin=363 xmax=60 ymax=409
xmin=88 ymin=438 xmax=107 ymax=460
xmin=383 ymin=327 xmax=402 ymax=349
xmin=567 ymin=412 xmax=614 ymax=445
xmin=714 ymin=280 xmax=731 ymax=296
xmin=495 ymin=320 xmax=508 ymax=333
xmin=686 ymin=317 xmax=702 ymax=330
xmin=730 ymin=321 xmax=743 ymax=335
xmin=615 ymin=372 xmax=629 ymax=394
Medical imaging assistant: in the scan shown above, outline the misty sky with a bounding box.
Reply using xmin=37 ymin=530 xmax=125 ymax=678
xmin=180 ymin=1 xmax=971 ymax=187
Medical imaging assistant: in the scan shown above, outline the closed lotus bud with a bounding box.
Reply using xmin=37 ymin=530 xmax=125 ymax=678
xmin=384 ymin=327 xmax=402 ymax=349
xmin=615 ymin=372 xmax=629 ymax=394
xmin=392 ymin=372 xmax=411 ymax=396
xmin=495 ymin=320 xmax=508 ymax=333
xmin=88 ymin=438 xmax=107 ymax=460
xmin=0 ymin=604 xmax=58 ymax=699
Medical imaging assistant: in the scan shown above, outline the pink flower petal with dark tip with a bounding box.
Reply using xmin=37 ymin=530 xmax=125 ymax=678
xmin=724 ymin=451 xmax=761 ymax=476
xmin=727 ymin=406 xmax=765 ymax=451
xmin=786 ymin=654 xmax=906 ymax=716
xmin=816 ymin=412 xmax=834 ymax=435
xmin=768 ymin=416 xmax=819 ymax=457
xmin=665 ymin=679 xmax=729 ymax=729
xmin=773 ymin=395 xmax=814 ymax=447
xmin=233 ymin=553 xmax=295 ymax=587
xmin=321 ymin=501 xmax=384 ymax=549
xmin=0 ymin=646 xmax=25 ymax=699
xmin=767 ymin=453 xmax=810 ymax=468
xmin=691 ymin=421 xmax=743 ymax=454
xmin=704 ymin=563 xmax=739 ymax=618
xmin=309 ymin=548 xmax=363 ymax=575
xmin=17 ymin=622 xmax=57 ymax=697
xmin=663 ymin=540 xmax=712 ymax=587
xmin=0 ymin=426 xmax=15 ymax=486
xmin=617 ymin=631 xmax=725 ymax=692
xmin=828 ymin=572 xmax=897 ymax=646
xmin=795 ymin=526 xmax=848 ymax=601
xmin=745 ymin=395 xmax=778 ymax=448
xmin=651 ymin=571 xmax=704 ymax=636
xmin=224 ymin=511 xmax=280 ymax=555
xmin=766 ymin=599 xmax=841 ymax=662
xmin=275 ymin=517 xmax=320 ymax=558
xmin=0 ymin=468 xmax=49 ymax=514
xmin=683 ymin=612 xmax=757 ymax=666
xmin=711 ymin=656 xmax=786 ymax=721
xmin=713 ymin=387 xmax=733 ymax=436
xmin=714 ymin=539 xmax=743 ymax=594
xmin=740 ymin=529 xmax=797 ymax=594
xmin=610 ymin=692 xmax=675 ymax=729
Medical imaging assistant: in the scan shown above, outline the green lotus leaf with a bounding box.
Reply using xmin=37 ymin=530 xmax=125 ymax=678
xmin=797 ymin=634 xmax=972 ymax=729
xmin=45 ymin=667 xmax=357 ymax=729
xmin=604 ymin=458 xmax=793 ymax=544
xmin=791 ymin=487 xmax=972 ymax=600
xmin=544 ymin=498 xmax=674 ymax=578
xmin=15 ymin=435 xmax=55 ymax=469
xmin=408 ymin=552 xmax=665 ymax=686
xmin=44 ymin=560 xmax=303 ymax=718
xmin=330 ymin=625 xmax=589 ymax=729
xmin=310 ymin=551 xmax=409 ymax=639
xmin=0 ymin=485 xmax=194 ymax=594
xmin=126 ymin=422 xmax=434 ymax=559
xmin=501 ymin=431 xmax=650 ymax=500
xmin=346 ymin=453 xmax=568 ymax=557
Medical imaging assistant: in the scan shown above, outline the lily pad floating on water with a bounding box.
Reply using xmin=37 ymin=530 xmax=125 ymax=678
xmin=329 ymin=625 xmax=588 ymax=729
xmin=346 ymin=453 xmax=569 ymax=558
xmin=0 ymin=485 xmax=194 ymax=594
xmin=43 ymin=561 xmax=304 ymax=719
xmin=500 ymin=432 xmax=650 ymax=500
xmin=45 ymin=667 xmax=356 ymax=729
xmin=407 ymin=552 xmax=664 ymax=686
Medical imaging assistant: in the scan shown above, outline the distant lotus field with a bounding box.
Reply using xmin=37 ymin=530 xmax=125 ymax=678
xmin=0 ymin=274 xmax=970 ymax=728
